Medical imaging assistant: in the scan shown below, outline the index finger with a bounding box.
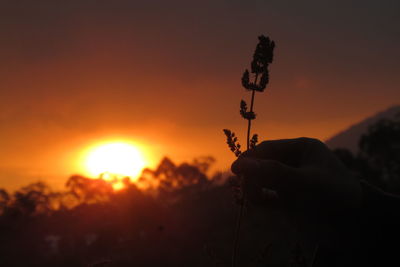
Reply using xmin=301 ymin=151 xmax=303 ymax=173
xmin=241 ymin=137 xmax=323 ymax=167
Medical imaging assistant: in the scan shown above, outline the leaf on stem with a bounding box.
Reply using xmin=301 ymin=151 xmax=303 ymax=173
xmin=250 ymin=134 xmax=258 ymax=149
xmin=240 ymin=100 xmax=256 ymax=120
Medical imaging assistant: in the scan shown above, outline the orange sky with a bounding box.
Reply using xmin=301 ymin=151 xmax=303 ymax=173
xmin=0 ymin=0 xmax=399 ymax=191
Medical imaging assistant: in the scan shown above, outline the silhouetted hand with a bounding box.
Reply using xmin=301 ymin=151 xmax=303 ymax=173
xmin=231 ymin=138 xmax=362 ymax=219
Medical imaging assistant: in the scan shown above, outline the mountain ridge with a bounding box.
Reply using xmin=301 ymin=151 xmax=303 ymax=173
xmin=325 ymin=105 xmax=400 ymax=153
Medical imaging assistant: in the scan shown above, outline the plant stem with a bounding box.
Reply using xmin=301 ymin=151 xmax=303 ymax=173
xmin=246 ymin=73 xmax=258 ymax=150
xmin=246 ymin=89 xmax=256 ymax=150
xmin=232 ymin=74 xmax=259 ymax=267
xmin=232 ymin=198 xmax=244 ymax=267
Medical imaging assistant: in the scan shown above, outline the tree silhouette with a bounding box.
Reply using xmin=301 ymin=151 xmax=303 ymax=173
xmin=138 ymin=157 xmax=212 ymax=201
xmin=11 ymin=182 xmax=52 ymax=216
xmin=66 ymin=175 xmax=113 ymax=204
xmin=0 ymin=189 xmax=9 ymax=215
xmin=359 ymin=116 xmax=400 ymax=192
xmin=333 ymin=115 xmax=400 ymax=192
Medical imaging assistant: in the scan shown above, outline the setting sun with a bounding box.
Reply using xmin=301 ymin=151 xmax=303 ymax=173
xmin=85 ymin=142 xmax=146 ymax=180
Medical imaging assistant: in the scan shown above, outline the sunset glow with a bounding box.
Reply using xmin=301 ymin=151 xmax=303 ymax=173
xmin=85 ymin=142 xmax=146 ymax=180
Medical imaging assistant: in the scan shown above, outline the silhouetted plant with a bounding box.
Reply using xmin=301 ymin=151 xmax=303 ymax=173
xmin=223 ymin=129 xmax=242 ymax=157
xmin=223 ymin=35 xmax=275 ymax=267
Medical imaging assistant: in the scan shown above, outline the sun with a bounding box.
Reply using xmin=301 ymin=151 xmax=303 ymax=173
xmin=85 ymin=142 xmax=146 ymax=180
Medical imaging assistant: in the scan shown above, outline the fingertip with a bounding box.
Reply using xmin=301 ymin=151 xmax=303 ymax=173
xmin=231 ymin=157 xmax=260 ymax=175
xmin=231 ymin=159 xmax=240 ymax=174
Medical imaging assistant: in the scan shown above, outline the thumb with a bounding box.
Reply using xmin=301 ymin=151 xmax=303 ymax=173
xmin=231 ymin=157 xmax=299 ymax=193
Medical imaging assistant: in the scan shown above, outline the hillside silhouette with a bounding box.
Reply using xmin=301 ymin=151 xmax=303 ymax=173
xmin=326 ymin=105 xmax=400 ymax=153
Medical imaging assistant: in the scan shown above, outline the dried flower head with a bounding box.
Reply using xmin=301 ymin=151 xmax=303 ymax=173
xmin=241 ymin=70 xmax=250 ymax=89
xmin=223 ymin=129 xmax=242 ymax=157
xmin=251 ymin=35 xmax=275 ymax=74
xmin=241 ymin=35 xmax=275 ymax=92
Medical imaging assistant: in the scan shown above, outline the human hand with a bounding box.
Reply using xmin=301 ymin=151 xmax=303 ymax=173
xmin=231 ymin=138 xmax=362 ymax=219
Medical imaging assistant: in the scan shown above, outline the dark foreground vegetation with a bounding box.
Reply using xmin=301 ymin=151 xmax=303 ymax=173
xmin=0 ymin=116 xmax=398 ymax=267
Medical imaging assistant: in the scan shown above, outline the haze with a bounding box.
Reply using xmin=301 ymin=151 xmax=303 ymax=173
xmin=0 ymin=0 xmax=399 ymax=190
